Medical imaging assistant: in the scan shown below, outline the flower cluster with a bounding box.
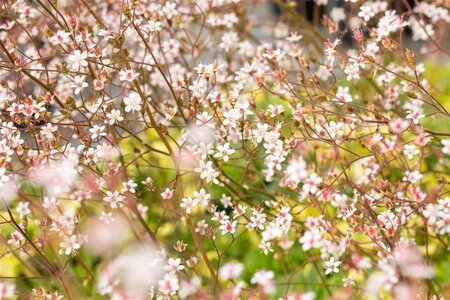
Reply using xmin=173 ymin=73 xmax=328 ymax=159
xmin=0 ymin=0 xmax=449 ymax=299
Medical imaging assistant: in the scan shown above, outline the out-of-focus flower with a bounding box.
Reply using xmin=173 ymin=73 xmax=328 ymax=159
xmin=219 ymin=262 xmax=244 ymax=281
xmin=29 ymin=159 xmax=78 ymax=197
xmin=251 ymin=269 xmax=275 ymax=294
xmin=68 ymin=50 xmax=88 ymax=69
xmin=123 ymin=92 xmax=142 ymax=113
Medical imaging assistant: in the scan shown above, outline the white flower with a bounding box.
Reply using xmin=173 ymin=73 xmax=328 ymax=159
xmin=335 ymin=86 xmax=353 ymax=103
xmin=43 ymin=197 xmax=58 ymax=210
xmin=402 ymin=170 xmax=422 ymax=184
xmin=196 ymin=143 xmax=214 ymax=160
xmin=89 ymin=124 xmax=107 ymax=139
xmin=161 ymin=188 xmax=174 ymax=200
xmin=180 ymin=197 xmax=196 ymax=214
xmin=253 ymin=123 xmax=269 ymax=143
xmin=268 ymin=104 xmax=284 ymax=118
xmin=71 ymin=75 xmax=88 ymax=95
xmin=325 ymin=257 xmax=341 ymax=275
xmin=0 ymin=167 xmax=9 ymax=183
xmin=330 ymin=7 xmax=346 ymax=22
xmin=98 ymin=29 xmax=114 ymax=41
xmin=188 ymin=81 xmax=205 ymax=98
xmin=161 ymin=2 xmax=178 ymax=20
xmin=219 ymin=31 xmax=239 ymax=52
xmin=123 ymin=92 xmax=142 ymax=113
xmin=250 ymin=269 xmax=275 ymax=294
xmin=403 ymin=144 xmax=420 ymax=159
xmin=389 ymin=118 xmax=410 ymax=134
xmin=40 ymin=123 xmax=58 ymax=140
xmin=16 ymin=201 xmax=30 ymax=218
xmin=145 ymin=20 xmax=162 ymax=32
xmin=344 ymin=63 xmax=360 ymax=81
xmin=158 ymin=274 xmax=179 ymax=296
xmin=195 ymin=220 xmax=209 ymax=235
xmin=68 ymin=50 xmax=88 ymax=69
xmin=263 ymin=48 xmax=282 ymax=61
xmin=423 ymin=204 xmax=439 ymax=225
xmin=213 ymin=143 xmax=235 ymax=162
xmin=164 ymin=258 xmax=185 ymax=274
xmin=194 ymin=160 xmax=219 ymax=184
xmin=59 ymin=235 xmax=81 ymax=255
xmin=358 ymin=5 xmax=375 ymax=22
xmin=121 ymin=179 xmax=137 ymax=194
xmin=236 ymin=100 xmax=253 ymax=117
xmin=99 ymin=212 xmax=115 ymax=224
xmin=0 ymin=282 xmax=15 ymax=299
xmin=119 ymin=69 xmax=139 ymax=82
xmin=220 ymin=194 xmax=232 ymax=208
xmin=299 ymin=229 xmax=322 ymax=251
xmin=50 ymin=30 xmax=71 ymax=45
xmin=259 ymin=241 xmax=273 ymax=255
xmin=302 ymin=173 xmax=323 ymax=195
xmin=406 ymin=108 xmax=424 ymax=124
xmin=219 ymin=262 xmax=244 ymax=281
xmin=223 ymin=109 xmax=241 ymax=128
xmin=106 ymin=109 xmax=123 ymax=125
xmin=343 ymin=275 xmax=355 ymax=287
xmin=442 ymin=139 xmax=450 ymax=155
xmin=193 ymin=188 xmax=211 ymax=206
xmin=7 ymin=231 xmax=23 ymax=246
xmin=103 ymin=191 xmax=124 ymax=209
xmin=325 ymin=121 xmax=344 ymax=139
xmin=410 ymin=18 xmax=435 ymax=41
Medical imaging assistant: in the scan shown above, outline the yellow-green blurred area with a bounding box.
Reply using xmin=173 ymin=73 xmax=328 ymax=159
xmin=424 ymin=60 xmax=450 ymax=106
xmin=422 ymin=60 xmax=450 ymax=131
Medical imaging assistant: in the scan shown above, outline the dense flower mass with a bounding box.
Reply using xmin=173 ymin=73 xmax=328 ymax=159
xmin=0 ymin=0 xmax=449 ymax=299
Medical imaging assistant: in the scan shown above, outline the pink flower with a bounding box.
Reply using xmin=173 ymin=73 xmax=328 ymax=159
xmin=219 ymin=220 xmax=237 ymax=235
